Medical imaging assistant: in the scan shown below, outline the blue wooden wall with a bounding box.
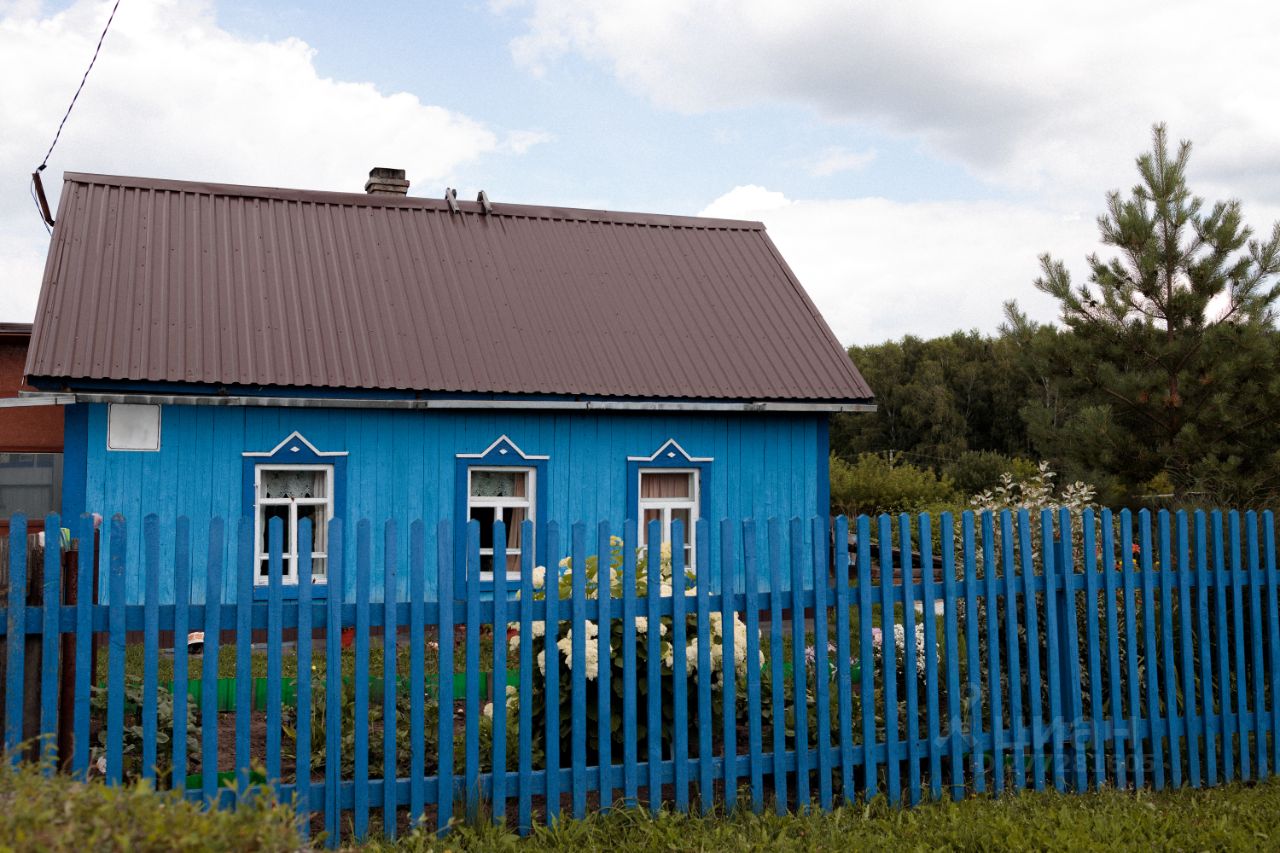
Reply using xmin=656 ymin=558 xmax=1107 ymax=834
xmin=65 ymin=403 xmax=828 ymax=602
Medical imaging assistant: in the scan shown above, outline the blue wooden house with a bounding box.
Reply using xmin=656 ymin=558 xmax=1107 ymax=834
xmin=20 ymin=169 xmax=873 ymax=601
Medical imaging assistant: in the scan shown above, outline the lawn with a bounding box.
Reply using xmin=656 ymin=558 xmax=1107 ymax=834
xmin=358 ymin=780 xmax=1280 ymax=852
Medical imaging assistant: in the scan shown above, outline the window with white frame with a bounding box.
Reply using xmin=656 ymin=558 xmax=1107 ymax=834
xmin=637 ymin=469 xmax=698 ymax=566
xmin=467 ymin=467 xmax=533 ymax=583
xmin=254 ymin=465 xmax=332 ymax=585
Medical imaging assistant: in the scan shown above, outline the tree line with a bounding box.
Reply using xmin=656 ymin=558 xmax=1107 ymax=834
xmin=831 ymin=125 xmax=1280 ymax=512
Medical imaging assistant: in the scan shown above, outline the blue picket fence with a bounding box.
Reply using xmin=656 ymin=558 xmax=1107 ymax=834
xmin=2 ymin=507 xmax=1280 ymax=843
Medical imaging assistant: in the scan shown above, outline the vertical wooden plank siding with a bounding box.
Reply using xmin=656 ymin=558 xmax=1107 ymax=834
xmin=201 ymin=518 xmax=225 ymax=804
xmin=38 ymin=513 xmax=61 ymax=769
xmin=811 ymin=516 xmax=833 ymax=811
xmin=72 ymin=513 xmax=96 ymax=778
xmin=720 ymin=518 xmax=739 ymax=812
xmin=4 ymin=514 xmax=28 ymax=762
xmin=858 ymin=515 xmax=876 ymax=801
xmin=382 ymin=520 xmax=399 ymax=836
xmin=769 ymin=517 xmax=788 ymax=813
xmin=880 ymin=514 xmax=900 ymax=805
xmin=982 ymin=511 xmax=1005 ymax=795
xmin=596 ymin=521 xmax=614 ymax=813
xmin=645 ymin=520 xmax=661 ymax=814
xmin=105 ymin=516 xmax=126 ymax=785
xmin=740 ymin=520 xmax=764 ymax=812
xmin=1019 ymin=509 xmax=1045 ymax=791
xmin=899 ymin=514 xmax=920 ymax=805
xmin=296 ymin=519 xmax=314 ymax=836
xmin=833 ymin=515 xmax=854 ymax=802
xmin=670 ymin=519 xmax=689 ymax=812
xmin=790 ymin=517 xmax=811 ymax=810
xmin=171 ymin=517 xmax=191 ymax=792
xmin=1246 ymin=512 xmax=1267 ymax=778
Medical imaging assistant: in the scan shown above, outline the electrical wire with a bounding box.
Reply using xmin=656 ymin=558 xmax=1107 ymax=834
xmin=31 ymin=0 xmax=122 ymax=232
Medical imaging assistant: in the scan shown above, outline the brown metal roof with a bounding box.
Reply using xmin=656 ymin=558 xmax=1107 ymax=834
xmin=26 ymin=172 xmax=872 ymax=403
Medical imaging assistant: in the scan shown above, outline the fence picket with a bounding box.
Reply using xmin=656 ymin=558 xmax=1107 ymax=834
xmin=382 ymin=520 xmax=399 ymax=836
xmin=790 ymin=517 xmax=811 ymax=811
xmin=105 ymin=516 xmax=126 ymax=785
xmin=72 ymin=513 xmax=95 ymax=779
xmin=141 ymin=515 xmax=160 ymax=785
xmin=698 ymin=520 xmax=717 ymax=812
xmin=1082 ymin=509 xmax=1104 ymax=789
xmin=620 ymin=521 xmax=638 ymax=809
xmin=324 ymin=520 xmax=345 ymax=845
xmin=436 ymin=519 xmax=456 ymax=834
xmin=741 ymin=520 xmax=764 ymax=812
xmin=235 ymin=517 xmax=255 ymax=797
xmin=1247 ymin=512 xmax=1267 ymax=779
xmin=296 ymin=519 xmax=314 ymax=837
xmin=1018 ymin=510 xmax=1045 ymax=791
xmin=1196 ymin=512 xmax=1217 ymax=786
xmin=1101 ymin=510 xmax=1125 ymax=788
xmin=1229 ymin=512 xmax=1249 ymax=780
xmin=963 ymin=512 xmax=984 ymax=794
xmin=543 ymin=522 xmax=561 ymax=823
xmin=769 ymin=517 xmax=788 ymax=813
xmin=1176 ymin=511 xmax=1200 ymax=788
xmin=899 ymin=514 xmax=920 ymax=806
xmin=880 ymin=513 xmax=900 ymax=806
xmin=517 ymin=520 xmax=535 ymax=832
xmin=408 ymin=520 xmax=426 ymax=826
xmin=4 ymin=514 xmax=28 ymax=762
xmin=569 ymin=522 xmax=587 ymax=819
xmin=942 ymin=512 xmax=962 ymax=801
xmin=645 ymin=520 xmax=661 ymax=815
xmin=833 ymin=515 xmax=854 ymax=803
xmin=671 ymin=519 xmax=689 ymax=813
xmin=1058 ymin=508 xmax=1087 ymax=792
xmin=720 ymin=519 xmax=738 ymax=813
xmin=1212 ymin=511 xmax=1232 ymax=782
xmin=1158 ymin=511 xmax=1182 ymax=788
xmin=597 ymin=521 xmax=614 ymax=813
xmin=492 ymin=521 xmax=508 ymax=823
xmin=354 ymin=519 xmax=373 ymax=838
xmin=982 ymin=512 xmax=1004 ymax=795
xmin=39 ymin=512 xmax=62 ymax=769
xmin=201 ymin=518 xmax=224 ymax=804
xmin=811 ymin=516 xmax=833 ymax=811
xmin=463 ymin=520 xmax=481 ymax=825
xmin=1001 ymin=510 xmax=1026 ymax=791
xmin=267 ymin=517 xmax=284 ymax=787
xmin=1039 ymin=510 xmax=1064 ymax=793
xmin=1266 ymin=512 xmax=1280 ymax=777
xmin=172 ymin=517 xmax=191 ymax=793
xmin=857 ymin=515 xmax=877 ymax=801
xmin=1138 ymin=511 xmax=1165 ymax=790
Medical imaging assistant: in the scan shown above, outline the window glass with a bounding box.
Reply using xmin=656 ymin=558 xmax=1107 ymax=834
xmin=470 ymin=470 xmax=526 ymax=498
xmin=0 ymin=453 xmax=63 ymax=519
xmin=637 ymin=468 xmax=699 ymax=566
xmin=467 ymin=467 xmax=533 ymax=583
xmin=255 ymin=465 xmax=331 ymax=585
xmin=107 ymin=404 xmax=161 ymax=451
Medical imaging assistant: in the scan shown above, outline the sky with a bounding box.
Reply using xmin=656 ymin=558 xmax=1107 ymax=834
xmin=2 ymin=0 xmax=1278 ymax=345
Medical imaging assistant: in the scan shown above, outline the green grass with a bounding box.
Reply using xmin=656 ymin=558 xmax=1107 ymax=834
xmin=354 ymin=780 xmax=1280 ymax=852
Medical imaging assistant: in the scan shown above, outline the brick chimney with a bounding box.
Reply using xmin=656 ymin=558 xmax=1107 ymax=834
xmin=364 ymin=167 xmax=409 ymax=195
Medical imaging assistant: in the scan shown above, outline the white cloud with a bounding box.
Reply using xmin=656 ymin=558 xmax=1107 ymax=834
xmin=701 ymin=185 xmax=1100 ymax=345
xmin=504 ymin=1 xmax=1280 ymax=208
xmin=809 ymin=146 xmax=876 ymax=177
xmin=0 ymin=0 xmax=541 ymax=321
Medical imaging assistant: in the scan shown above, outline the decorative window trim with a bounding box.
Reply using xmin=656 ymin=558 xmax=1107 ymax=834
xmin=626 ymin=439 xmax=713 ymax=566
xmin=454 ymin=435 xmax=548 ymax=595
xmin=241 ymin=432 xmax=347 ymax=599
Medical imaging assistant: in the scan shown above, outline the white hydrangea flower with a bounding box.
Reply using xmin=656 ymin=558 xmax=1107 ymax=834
xmin=635 ymin=616 xmax=648 ymax=634
xmin=532 ymin=565 xmax=547 ymax=589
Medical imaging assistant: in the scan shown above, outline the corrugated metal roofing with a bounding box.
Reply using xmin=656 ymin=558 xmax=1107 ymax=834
xmin=26 ymin=172 xmax=872 ymax=403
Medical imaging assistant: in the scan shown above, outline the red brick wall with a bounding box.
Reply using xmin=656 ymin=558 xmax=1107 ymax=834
xmin=0 ymin=336 xmax=63 ymax=452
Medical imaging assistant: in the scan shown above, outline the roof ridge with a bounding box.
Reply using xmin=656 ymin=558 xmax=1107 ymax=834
xmin=60 ymin=171 xmax=766 ymax=232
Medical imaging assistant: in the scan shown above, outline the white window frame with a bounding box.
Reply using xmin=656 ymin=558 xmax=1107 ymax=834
xmin=637 ymin=468 xmax=699 ymax=567
xmin=254 ymin=463 xmax=333 ymax=587
xmin=467 ymin=466 xmax=535 ymax=585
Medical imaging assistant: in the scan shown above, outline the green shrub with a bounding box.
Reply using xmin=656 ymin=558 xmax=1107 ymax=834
xmin=943 ymin=450 xmax=1036 ymax=497
xmin=829 ymin=453 xmax=959 ymax=517
xmin=0 ymin=761 xmax=303 ymax=852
